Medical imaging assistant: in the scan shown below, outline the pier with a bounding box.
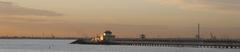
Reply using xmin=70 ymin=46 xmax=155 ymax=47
xmin=71 ymin=38 xmax=240 ymax=48
xmin=113 ymin=38 xmax=240 ymax=48
xmin=71 ymin=31 xmax=240 ymax=49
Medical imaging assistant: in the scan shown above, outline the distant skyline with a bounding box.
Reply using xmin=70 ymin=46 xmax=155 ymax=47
xmin=0 ymin=0 xmax=239 ymax=38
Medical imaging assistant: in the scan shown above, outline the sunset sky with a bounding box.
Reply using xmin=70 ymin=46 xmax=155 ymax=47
xmin=0 ymin=0 xmax=239 ymax=38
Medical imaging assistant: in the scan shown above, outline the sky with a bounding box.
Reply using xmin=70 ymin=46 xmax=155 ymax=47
xmin=0 ymin=0 xmax=239 ymax=38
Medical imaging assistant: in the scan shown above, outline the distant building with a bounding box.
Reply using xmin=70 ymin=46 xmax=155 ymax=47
xmin=102 ymin=30 xmax=115 ymax=43
xmin=91 ymin=30 xmax=115 ymax=43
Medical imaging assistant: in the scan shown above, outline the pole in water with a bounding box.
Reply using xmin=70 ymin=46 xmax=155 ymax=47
xmin=48 ymin=44 xmax=54 ymax=49
xmin=48 ymin=45 xmax=51 ymax=49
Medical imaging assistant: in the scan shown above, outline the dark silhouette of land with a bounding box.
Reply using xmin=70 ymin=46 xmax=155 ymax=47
xmin=0 ymin=36 xmax=78 ymax=40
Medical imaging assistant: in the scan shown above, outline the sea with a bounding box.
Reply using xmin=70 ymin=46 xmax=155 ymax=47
xmin=0 ymin=39 xmax=239 ymax=52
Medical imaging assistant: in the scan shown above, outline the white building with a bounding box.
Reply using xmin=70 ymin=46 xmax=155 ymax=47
xmin=91 ymin=30 xmax=115 ymax=43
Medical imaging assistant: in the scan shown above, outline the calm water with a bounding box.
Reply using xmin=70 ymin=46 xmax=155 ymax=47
xmin=0 ymin=39 xmax=239 ymax=52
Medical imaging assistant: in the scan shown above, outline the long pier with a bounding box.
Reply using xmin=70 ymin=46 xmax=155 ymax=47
xmin=115 ymin=38 xmax=240 ymax=48
xmin=71 ymin=38 xmax=240 ymax=49
xmin=70 ymin=30 xmax=240 ymax=49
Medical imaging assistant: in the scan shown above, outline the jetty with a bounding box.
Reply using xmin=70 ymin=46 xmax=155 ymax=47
xmin=71 ymin=30 xmax=240 ymax=49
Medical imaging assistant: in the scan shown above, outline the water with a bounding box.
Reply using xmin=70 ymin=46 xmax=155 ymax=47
xmin=0 ymin=39 xmax=239 ymax=52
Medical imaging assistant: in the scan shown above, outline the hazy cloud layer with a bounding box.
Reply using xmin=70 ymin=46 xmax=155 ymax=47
xmin=0 ymin=16 xmax=61 ymax=23
xmin=0 ymin=1 xmax=62 ymax=16
xmin=145 ymin=0 xmax=240 ymax=14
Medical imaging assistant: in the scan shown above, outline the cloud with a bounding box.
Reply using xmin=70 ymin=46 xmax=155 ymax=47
xmin=0 ymin=1 xmax=63 ymax=23
xmin=0 ymin=17 xmax=47 ymax=22
xmin=144 ymin=0 xmax=186 ymax=6
xmin=0 ymin=16 xmax=64 ymax=24
xmin=0 ymin=1 xmax=62 ymax=16
xmin=144 ymin=0 xmax=240 ymax=15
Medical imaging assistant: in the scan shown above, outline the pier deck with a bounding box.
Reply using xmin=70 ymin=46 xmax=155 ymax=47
xmin=71 ymin=38 xmax=240 ymax=49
